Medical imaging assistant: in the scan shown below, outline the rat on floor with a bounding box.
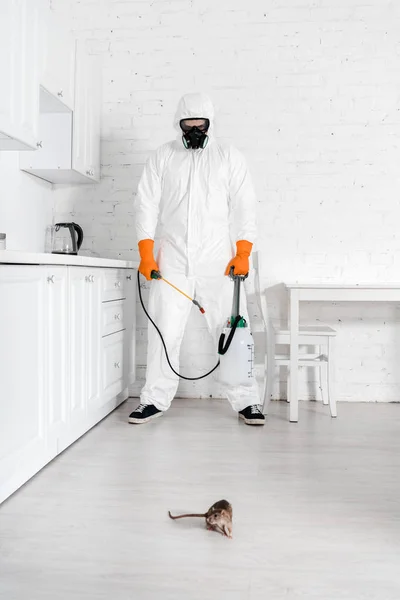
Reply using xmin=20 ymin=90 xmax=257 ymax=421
xmin=168 ymin=499 xmax=233 ymax=538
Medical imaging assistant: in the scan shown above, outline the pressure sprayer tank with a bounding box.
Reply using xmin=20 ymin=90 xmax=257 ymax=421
xmin=218 ymin=272 xmax=255 ymax=387
xmin=218 ymin=317 xmax=255 ymax=387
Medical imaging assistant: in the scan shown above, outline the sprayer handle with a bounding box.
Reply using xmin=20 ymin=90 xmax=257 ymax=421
xmin=229 ymin=266 xmax=248 ymax=281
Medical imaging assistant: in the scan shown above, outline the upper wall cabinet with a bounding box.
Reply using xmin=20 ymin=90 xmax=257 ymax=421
xmin=39 ymin=6 xmax=75 ymax=112
xmin=0 ymin=0 xmax=101 ymax=186
xmin=20 ymin=40 xmax=101 ymax=185
xmin=72 ymin=40 xmax=101 ymax=183
xmin=0 ymin=0 xmax=40 ymax=151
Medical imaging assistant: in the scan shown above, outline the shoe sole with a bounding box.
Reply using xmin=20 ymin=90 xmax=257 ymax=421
xmin=238 ymin=414 xmax=265 ymax=426
xmin=128 ymin=411 xmax=163 ymax=424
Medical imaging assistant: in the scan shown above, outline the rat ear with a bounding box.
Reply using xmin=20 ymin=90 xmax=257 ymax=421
xmin=220 ymin=509 xmax=228 ymax=518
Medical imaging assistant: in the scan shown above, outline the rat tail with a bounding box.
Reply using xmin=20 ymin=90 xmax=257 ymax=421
xmin=168 ymin=511 xmax=205 ymax=520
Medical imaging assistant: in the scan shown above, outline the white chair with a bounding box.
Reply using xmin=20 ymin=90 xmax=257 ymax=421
xmin=250 ymin=252 xmax=337 ymax=419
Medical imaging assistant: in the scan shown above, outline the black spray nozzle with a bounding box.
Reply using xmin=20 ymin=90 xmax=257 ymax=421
xmin=151 ymin=270 xmax=162 ymax=280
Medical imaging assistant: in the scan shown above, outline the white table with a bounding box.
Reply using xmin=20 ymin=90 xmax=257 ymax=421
xmin=285 ymin=283 xmax=400 ymax=422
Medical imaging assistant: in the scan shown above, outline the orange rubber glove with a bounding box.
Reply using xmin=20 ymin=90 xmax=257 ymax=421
xmin=225 ymin=240 xmax=253 ymax=276
xmin=138 ymin=239 xmax=160 ymax=281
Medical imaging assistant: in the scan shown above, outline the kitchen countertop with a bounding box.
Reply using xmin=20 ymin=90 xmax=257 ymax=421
xmin=0 ymin=251 xmax=138 ymax=270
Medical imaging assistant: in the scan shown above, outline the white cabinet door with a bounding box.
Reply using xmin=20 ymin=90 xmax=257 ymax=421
xmin=68 ymin=268 xmax=87 ymax=430
xmin=45 ymin=267 xmax=69 ymax=455
xmin=0 ymin=0 xmax=40 ymax=151
xmin=102 ymin=330 xmax=125 ymax=403
xmin=72 ymin=40 xmax=101 ymax=182
xmin=123 ymin=329 xmax=136 ymax=390
xmin=123 ymin=270 xmax=136 ymax=387
xmin=86 ymin=55 xmax=101 ymax=183
xmin=86 ymin=270 xmax=102 ymax=412
xmin=67 ymin=267 xmax=102 ymax=444
xmin=0 ymin=266 xmax=50 ymax=505
xmin=39 ymin=5 xmax=75 ymax=111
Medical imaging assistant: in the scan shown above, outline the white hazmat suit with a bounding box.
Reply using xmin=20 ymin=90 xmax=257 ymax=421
xmin=135 ymin=93 xmax=260 ymax=412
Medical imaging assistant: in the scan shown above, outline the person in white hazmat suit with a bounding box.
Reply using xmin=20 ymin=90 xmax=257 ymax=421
xmin=129 ymin=92 xmax=265 ymax=426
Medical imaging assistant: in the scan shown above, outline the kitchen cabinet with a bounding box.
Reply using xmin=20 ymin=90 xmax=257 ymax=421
xmin=101 ymin=270 xmax=136 ymax=407
xmin=124 ymin=271 xmax=137 ymax=386
xmin=0 ymin=0 xmax=100 ymax=167
xmin=39 ymin=5 xmax=75 ymax=112
xmin=45 ymin=267 xmax=69 ymax=455
xmin=68 ymin=269 xmax=90 ymax=436
xmin=67 ymin=268 xmax=101 ymax=443
xmin=0 ymin=0 xmax=40 ymax=151
xmin=72 ymin=40 xmax=101 ymax=183
xmin=103 ymin=330 xmax=126 ymax=403
xmin=85 ymin=271 xmax=102 ymax=413
xmin=19 ymin=41 xmax=102 ymax=184
xmin=0 ymin=263 xmax=136 ymax=504
xmin=0 ymin=266 xmax=51 ymax=503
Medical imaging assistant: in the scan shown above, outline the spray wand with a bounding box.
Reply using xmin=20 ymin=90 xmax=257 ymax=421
xmin=151 ymin=270 xmax=205 ymax=314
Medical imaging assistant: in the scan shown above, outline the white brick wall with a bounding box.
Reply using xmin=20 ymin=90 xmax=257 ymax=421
xmin=53 ymin=0 xmax=400 ymax=402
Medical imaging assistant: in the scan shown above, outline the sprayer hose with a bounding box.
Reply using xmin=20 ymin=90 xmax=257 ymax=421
xmin=137 ymin=270 xmax=220 ymax=381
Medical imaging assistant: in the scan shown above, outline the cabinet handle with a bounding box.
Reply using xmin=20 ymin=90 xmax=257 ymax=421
xmin=114 ymin=313 xmax=121 ymax=320
xmin=36 ymin=141 xmax=43 ymax=148
xmin=47 ymin=275 xmax=55 ymax=283
xmin=86 ymin=169 xmax=95 ymax=177
xmin=114 ymin=281 xmax=121 ymax=288
xmin=90 ymin=275 xmax=95 ymax=283
xmin=114 ymin=362 xmax=120 ymax=369
xmin=57 ymin=90 xmax=63 ymax=97
xmin=126 ymin=275 xmax=132 ymax=280
xmin=85 ymin=275 xmax=90 ymax=282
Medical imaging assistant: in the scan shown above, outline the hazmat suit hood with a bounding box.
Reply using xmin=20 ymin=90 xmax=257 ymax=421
xmin=173 ymin=92 xmax=216 ymax=145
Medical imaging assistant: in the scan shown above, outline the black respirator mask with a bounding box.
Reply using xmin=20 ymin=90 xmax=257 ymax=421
xmin=180 ymin=118 xmax=210 ymax=150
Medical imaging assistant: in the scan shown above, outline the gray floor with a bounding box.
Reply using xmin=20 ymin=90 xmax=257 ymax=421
xmin=1 ymin=400 xmax=400 ymax=600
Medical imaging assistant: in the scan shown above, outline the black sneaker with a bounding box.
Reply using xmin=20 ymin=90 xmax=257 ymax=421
xmin=128 ymin=403 xmax=163 ymax=424
xmin=238 ymin=405 xmax=265 ymax=426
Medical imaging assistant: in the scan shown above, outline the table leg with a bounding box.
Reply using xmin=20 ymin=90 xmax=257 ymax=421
xmin=289 ymin=289 xmax=299 ymax=422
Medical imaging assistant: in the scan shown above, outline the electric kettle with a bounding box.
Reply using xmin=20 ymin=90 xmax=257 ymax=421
xmin=52 ymin=222 xmax=84 ymax=255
